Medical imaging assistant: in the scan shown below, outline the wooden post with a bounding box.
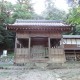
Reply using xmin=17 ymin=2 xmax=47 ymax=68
xmin=61 ymin=36 xmax=64 ymax=48
xmin=20 ymin=44 xmax=21 ymax=48
xmin=14 ymin=36 xmax=17 ymax=64
xmin=15 ymin=37 xmax=17 ymax=50
xmin=14 ymin=37 xmax=18 ymax=55
xmin=74 ymin=50 xmax=77 ymax=61
xmin=48 ymin=37 xmax=50 ymax=58
xmin=61 ymin=35 xmax=66 ymax=62
xmin=28 ymin=37 xmax=31 ymax=58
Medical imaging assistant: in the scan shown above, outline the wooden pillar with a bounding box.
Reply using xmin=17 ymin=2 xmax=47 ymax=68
xmin=14 ymin=36 xmax=17 ymax=64
xmin=61 ymin=35 xmax=66 ymax=62
xmin=28 ymin=37 xmax=31 ymax=58
xmin=61 ymin=36 xmax=64 ymax=48
xmin=20 ymin=44 xmax=21 ymax=48
xmin=48 ymin=37 xmax=50 ymax=57
xmin=74 ymin=50 xmax=77 ymax=61
xmin=15 ymin=37 xmax=17 ymax=53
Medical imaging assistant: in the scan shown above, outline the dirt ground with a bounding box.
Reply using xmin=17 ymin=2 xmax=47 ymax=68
xmin=0 ymin=56 xmax=80 ymax=80
xmin=0 ymin=67 xmax=80 ymax=80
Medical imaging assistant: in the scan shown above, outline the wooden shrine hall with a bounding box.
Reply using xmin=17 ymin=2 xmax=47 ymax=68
xmin=7 ymin=19 xmax=72 ymax=64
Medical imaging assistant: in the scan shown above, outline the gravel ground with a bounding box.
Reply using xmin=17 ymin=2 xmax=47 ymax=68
xmin=0 ymin=57 xmax=80 ymax=80
xmin=0 ymin=68 xmax=80 ymax=80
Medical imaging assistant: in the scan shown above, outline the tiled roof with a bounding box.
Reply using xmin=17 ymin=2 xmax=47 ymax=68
xmin=10 ymin=19 xmax=71 ymax=27
xmin=63 ymin=35 xmax=80 ymax=38
xmin=15 ymin=19 xmax=63 ymax=23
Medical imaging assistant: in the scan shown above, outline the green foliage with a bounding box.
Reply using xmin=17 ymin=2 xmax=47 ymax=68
xmin=75 ymin=25 xmax=80 ymax=34
xmin=42 ymin=0 xmax=67 ymax=20
xmin=67 ymin=0 xmax=80 ymax=7
xmin=67 ymin=6 xmax=80 ymax=34
xmin=12 ymin=0 xmax=34 ymax=20
xmin=0 ymin=1 xmax=15 ymax=49
xmin=0 ymin=26 xmax=4 ymax=43
xmin=0 ymin=25 xmax=15 ymax=49
xmin=67 ymin=7 xmax=80 ymax=24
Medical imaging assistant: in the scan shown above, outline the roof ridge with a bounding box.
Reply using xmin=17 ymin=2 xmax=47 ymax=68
xmin=15 ymin=19 xmax=63 ymax=23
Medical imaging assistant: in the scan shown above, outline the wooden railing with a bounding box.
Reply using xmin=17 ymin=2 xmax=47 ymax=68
xmin=16 ymin=48 xmax=29 ymax=54
xmin=50 ymin=48 xmax=64 ymax=54
xmin=30 ymin=47 xmax=49 ymax=58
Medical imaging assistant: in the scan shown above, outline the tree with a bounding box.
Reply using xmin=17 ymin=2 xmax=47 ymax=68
xmin=42 ymin=0 xmax=67 ymax=20
xmin=0 ymin=0 xmax=14 ymax=24
xmin=67 ymin=7 xmax=80 ymax=34
xmin=66 ymin=0 xmax=80 ymax=34
xmin=12 ymin=0 xmax=34 ymax=21
xmin=67 ymin=7 xmax=80 ymax=24
xmin=66 ymin=0 xmax=80 ymax=7
xmin=0 ymin=0 xmax=15 ymax=50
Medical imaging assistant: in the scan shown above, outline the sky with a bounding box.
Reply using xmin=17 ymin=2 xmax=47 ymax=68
xmin=5 ymin=0 xmax=69 ymax=14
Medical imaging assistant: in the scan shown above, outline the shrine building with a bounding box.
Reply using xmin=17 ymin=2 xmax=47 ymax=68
xmin=7 ymin=19 xmax=75 ymax=64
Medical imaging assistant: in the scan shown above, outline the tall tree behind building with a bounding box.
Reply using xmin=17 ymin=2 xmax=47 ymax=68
xmin=42 ymin=0 xmax=66 ymax=20
xmin=0 ymin=0 xmax=15 ymax=49
xmin=66 ymin=0 xmax=80 ymax=34
xmin=12 ymin=0 xmax=35 ymax=21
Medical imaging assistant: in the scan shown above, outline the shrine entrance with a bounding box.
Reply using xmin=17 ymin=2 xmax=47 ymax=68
xmin=30 ymin=37 xmax=49 ymax=59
